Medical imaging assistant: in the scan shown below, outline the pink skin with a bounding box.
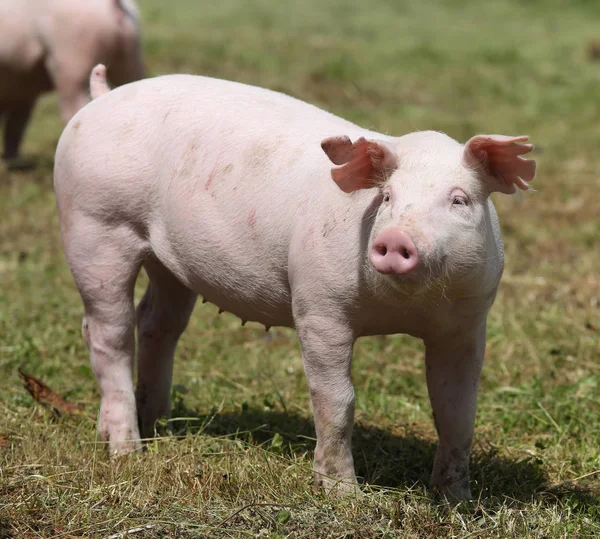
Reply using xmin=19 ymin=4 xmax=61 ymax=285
xmin=55 ymin=69 xmax=535 ymax=500
xmin=0 ymin=0 xmax=144 ymax=161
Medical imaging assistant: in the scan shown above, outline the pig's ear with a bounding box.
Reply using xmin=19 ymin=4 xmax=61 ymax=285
xmin=464 ymin=135 xmax=536 ymax=194
xmin=321 ymin=136 xmax=398 ymax=193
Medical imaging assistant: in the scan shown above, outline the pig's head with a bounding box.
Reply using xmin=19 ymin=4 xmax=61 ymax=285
xmin=321 ymin=131 xmax=536 ymax=295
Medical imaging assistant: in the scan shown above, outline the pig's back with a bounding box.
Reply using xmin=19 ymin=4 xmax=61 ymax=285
xmin=57 ymin=74 xmax=369 ymax=217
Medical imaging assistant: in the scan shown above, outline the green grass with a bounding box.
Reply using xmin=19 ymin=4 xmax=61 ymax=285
xmin=1 ymin=0 xmax=599 ymax=536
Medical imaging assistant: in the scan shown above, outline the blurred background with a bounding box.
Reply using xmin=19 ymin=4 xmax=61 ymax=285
xmin=1 ymin=1 xmax=598 ymax=536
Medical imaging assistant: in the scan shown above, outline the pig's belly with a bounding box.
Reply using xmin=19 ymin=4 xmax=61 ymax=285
xmin=189 ymin=270 xmax=294 ymax=329
xmin=147 ymin=214 xmax=296 ymax=329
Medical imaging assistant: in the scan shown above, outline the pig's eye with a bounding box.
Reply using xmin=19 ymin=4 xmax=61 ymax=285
xmin=452 ymin=196 xmax=467 ymax=206
xmin=383 ymin=193 xmax=391 ymax=202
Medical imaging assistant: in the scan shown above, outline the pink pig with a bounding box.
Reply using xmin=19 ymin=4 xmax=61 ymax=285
xmin=54 ymin=66 xmax=536 ymax=500
xmin=0 ymin=0 xmax=143 ymax=163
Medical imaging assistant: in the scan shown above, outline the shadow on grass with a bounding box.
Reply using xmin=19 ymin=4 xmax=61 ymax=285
xmin=170 ymin=401 xmax=599 ymax=512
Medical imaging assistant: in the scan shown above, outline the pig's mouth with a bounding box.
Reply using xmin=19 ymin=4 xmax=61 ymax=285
xmin=374 ymin=262 xmax=451 ymax=299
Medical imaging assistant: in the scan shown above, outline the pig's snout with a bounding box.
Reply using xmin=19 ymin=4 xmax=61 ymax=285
xmin=369 ymin=229 xmax=419 ymax=275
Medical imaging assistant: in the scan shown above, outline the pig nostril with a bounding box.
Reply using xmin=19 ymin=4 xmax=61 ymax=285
xmin=375 ymin=244 xmax=387 ymax=256
xmin=402 ymin=248 xmax=410 ymax=259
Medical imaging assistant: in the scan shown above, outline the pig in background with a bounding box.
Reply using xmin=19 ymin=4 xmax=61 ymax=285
xmin=54 ymin=66 xmax=536 ymax=501
xmin=0 ymin=0 xmax=144 ymax=168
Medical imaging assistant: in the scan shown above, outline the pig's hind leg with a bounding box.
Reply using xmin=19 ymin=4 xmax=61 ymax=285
xmin=63 ymin=215 xmax=147 ymax=455
xmin=135 ymin=259 xmax=197 ymax=438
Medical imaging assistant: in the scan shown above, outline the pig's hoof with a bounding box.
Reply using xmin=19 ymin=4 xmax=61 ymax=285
xmin=314 ymin=473 xmax=362 ymax=498
xmin=108 ymin=439 xmax=143 ymax=456
xmin=431 ymin=482 xmax=472 ymax=503
xmin=99 ymin=429 xmax=143 ymax=456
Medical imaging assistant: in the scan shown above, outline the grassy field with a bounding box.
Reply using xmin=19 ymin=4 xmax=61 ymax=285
xmin=1 ymin=0 xmax=599 ymax=536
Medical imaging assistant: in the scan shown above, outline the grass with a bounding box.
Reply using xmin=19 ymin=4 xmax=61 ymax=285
xmin=1 ymin=0 xmax=599 ymax=536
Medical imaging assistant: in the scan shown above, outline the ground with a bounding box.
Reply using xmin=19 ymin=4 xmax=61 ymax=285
xmin=1 ymin=0 xmax=599 ymax=537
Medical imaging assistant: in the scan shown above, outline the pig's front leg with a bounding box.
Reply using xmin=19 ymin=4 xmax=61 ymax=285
xmin=296 ymin=314 xmax=358 ymax=493
xmin=425 ymin=322 xmax=487 ymax=501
